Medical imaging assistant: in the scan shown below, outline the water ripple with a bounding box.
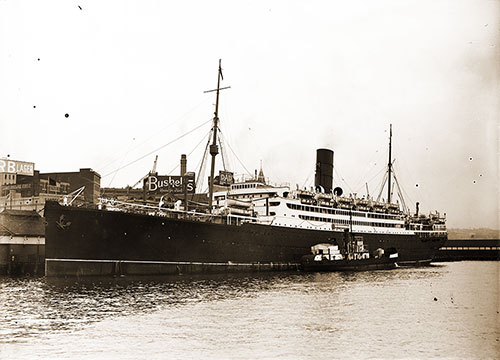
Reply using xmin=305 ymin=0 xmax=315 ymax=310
xmin=0 ymin=263 xmax=498 ymax=359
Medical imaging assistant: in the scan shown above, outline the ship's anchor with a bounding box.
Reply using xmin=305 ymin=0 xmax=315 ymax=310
xmin=56 ymin=215 xmax=72 ymax=230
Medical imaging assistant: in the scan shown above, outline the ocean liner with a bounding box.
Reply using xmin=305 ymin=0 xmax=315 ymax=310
xmin=44 ymin=61 xmax=447 ymax=276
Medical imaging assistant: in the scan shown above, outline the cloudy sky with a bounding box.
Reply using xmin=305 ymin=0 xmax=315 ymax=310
xmin=1 ymin=0 xmax=498 ymax=229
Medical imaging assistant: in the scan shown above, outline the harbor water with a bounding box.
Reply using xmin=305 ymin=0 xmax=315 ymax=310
xmin=1 ymin=261 xmax=498 ymax=359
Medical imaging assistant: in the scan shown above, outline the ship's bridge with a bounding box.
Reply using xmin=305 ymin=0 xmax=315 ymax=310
xmin=213 ymin=182 xmax=290 ymax=202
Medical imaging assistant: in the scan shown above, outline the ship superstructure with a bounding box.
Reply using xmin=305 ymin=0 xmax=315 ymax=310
xmin=216 ymin=186 xmax=446 ymax=237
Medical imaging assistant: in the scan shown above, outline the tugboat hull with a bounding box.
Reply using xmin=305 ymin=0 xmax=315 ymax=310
xmin=300 ymin=255 xmax=397 ymax=272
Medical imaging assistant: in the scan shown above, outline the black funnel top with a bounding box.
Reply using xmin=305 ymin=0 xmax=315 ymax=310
xmin=315 ymin=148 xmax=334 ymax=193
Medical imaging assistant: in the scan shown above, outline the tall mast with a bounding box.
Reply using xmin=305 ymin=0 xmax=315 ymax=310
xmin=387 ymin=124 xmax=392 ymax=204
xmin=207 ymin=59 xmax=226 ymax=212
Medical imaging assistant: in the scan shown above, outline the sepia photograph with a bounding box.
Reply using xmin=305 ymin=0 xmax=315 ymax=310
xmin=0 ymin=0 xmax=498 ymax=359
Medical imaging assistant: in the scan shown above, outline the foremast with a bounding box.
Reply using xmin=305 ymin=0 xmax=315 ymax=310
xmin=205 ymin=59 xmax=230 ymax=212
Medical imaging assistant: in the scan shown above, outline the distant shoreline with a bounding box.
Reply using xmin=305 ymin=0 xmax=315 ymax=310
xmin=448 ymin=228 xmax=499 ymax=240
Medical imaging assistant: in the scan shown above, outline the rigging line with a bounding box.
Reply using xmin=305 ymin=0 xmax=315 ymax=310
xmin=384 ymin=159 xmax=405 ymax=204
xmin=96 ymin=97 xmax=210 ymax=173
xmin=334 ymin=166 xmax=355 ymax=194
xmin=195 ymin=133 xmax=212 ymax=192
xmin=375 ymin=158 xmax=396 ymax=202
xmin=102 ymin=118 xmax=212 ymax=178
xmin=221 ymin=130 xmax=233 ymax=172
xmin=265 ymin=164 xmax=285 ymax=186
xmin=393 ymin=164 xmax=414 ymax=209
xmin=393 ymin=175 xmax=407 ymax=211
xmin=218 ymin=131 xmax=234 ymax=172
xmin=402 ymin=184 xmax=414 ymax=207
xmin=167 ymin=129 xmax=212 ymax=175
xmin=392 ymin=171 xmax=407 ymax=212
xmin=391 ymin=137 xmax=421 ymax=189
xmin=350 ymin=129 xmax=390 ymax=189
xmin=105 ymin=140 xmax=136 ymax=189
xmin=440 ymin=161 xmax=477 ymax=188
xmin=222 ymin=134 xmax=252 ymax=176
xmin=351 ymin=149 xmax=388 ymax=192
xmin=0 ymin=223 xmax=15 ymax=236
xmin=192 ymin=137 xmax=210 ymax=199
xmin=197 ymin=157 xmax=209 ymax=193
xmin=194 ymin=131 xmax=213 ymax=177
xmin=401 ymin=186 xmax=414 ymax=213
xmin=217 ymin=130 xmax=227 ymax=171
xmin=301 ymin=165 xmax=315 ymax=189
xmin=217 ymin=136 xmax=227 ymax=171
xmin=353 ymin=165 xmax=387 ymax=193
xmin=376 ymin=170 xmax=388 ymax=202
xmin=190 ymin=134 xmax=212 ymax=203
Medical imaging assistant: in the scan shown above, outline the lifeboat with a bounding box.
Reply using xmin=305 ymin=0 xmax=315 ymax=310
xmin=314 ymin=193 xmax=333 ymax=200
xmin=226 ymin=207 xmax=253 ymax=216
xmin=318 ymin=200 xmax=333 ymax=207
xmin=338 ymin=197 xmax=353 ymax=204
xmin=225 ymin=198 xmax=252 ymax=208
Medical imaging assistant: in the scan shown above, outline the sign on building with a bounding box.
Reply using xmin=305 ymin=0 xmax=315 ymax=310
xmin=2 ymin=184 xmax=32 ymax=191
xmin=218 ymin=171 xmax=234 ymax=185
xmin=144 ymin=174 xmax=195 ymax=194
xmin=0 ymin=159 xmax=35 ymax=176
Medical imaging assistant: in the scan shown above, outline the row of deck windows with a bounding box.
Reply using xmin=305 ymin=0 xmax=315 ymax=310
xmin=287 ymin=203 xmax=399 ymax=220
xmin=234 ymin=194 xmax=267 ymax=199
xmin=299 ymin=214 xmax=402 ymax=228
xmin=231 ymin=183 xmax=257 ymax=190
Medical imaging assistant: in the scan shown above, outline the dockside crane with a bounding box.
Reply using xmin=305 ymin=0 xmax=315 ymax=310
xmin=132 ymin=155 xmax=158 ymax=188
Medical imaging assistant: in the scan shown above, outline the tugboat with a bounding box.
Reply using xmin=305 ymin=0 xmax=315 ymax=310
xmin=300 ymin=229 xmax=399 ymax=272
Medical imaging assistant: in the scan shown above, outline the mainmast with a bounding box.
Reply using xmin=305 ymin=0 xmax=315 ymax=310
xmin=387 ymin=124 xmax=392 ymax=204
xmin=205 ymin=59 xmax=230 ymax=212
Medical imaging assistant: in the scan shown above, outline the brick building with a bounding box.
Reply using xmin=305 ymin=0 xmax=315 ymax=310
xmin=0 ymin=158 xmax=101 ymax=211
xmin=40 ymin=168 xmax=101 ymax=204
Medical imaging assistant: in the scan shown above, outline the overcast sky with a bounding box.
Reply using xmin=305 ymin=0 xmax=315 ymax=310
xmin=1 ymin=0 xmax=498 ymax=229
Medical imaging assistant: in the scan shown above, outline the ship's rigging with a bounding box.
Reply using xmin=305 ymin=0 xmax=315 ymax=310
xmin=97 ymin=61 xmax=415 ymax=217
xmin=374 ymin=124 xmax=409 ymax=214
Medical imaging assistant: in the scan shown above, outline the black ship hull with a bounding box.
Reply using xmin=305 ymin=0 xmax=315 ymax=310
xmin=44 ymin=201 xmax=446 ymax=276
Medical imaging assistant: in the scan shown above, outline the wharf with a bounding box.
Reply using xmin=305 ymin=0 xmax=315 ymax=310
xmin=435 ymin=239 xmax=500 ymax=261
xmin=0 ymin=209 xmax=45 ymax=276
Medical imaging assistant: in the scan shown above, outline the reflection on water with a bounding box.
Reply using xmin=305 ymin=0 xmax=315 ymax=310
xmin=1 ymin=273 xmax=284 ymax=340
xmin=1 ymin=262 xmax=498 ymax=359
xmin=1 ymin=270 xmax=413 ymax=340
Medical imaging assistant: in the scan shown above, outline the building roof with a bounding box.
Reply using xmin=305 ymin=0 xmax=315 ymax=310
xmin=0 ymin=209 xmax=44 ymax=236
